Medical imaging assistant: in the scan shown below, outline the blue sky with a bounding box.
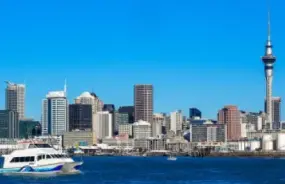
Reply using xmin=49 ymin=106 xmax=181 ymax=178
xmin=0 ymin=0 xmax=285 ymax=121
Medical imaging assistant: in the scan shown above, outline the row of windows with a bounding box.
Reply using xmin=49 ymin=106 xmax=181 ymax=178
xmin=37 ymin=154 xmax=69 ymax=161
xmin=10 ymin=156 xmax=35 ymax=163
xmin=10 ymin=154 xmax=69 ymax=163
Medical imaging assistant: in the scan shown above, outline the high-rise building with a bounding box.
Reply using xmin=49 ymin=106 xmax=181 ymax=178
xmin=93 ymin=111 xmax=112 ymax=139
xmin=218 ymin=105 xmax=241 ymax=141
xmin=134 ymin=84 xmax=153 ymax=123
xmin=115 ymin=112 xmax=129 ymax=133
xmin=69 ymin=104 xmax=92 ymax=131
xmin=262 ymin=9 xmax=276 ymax=130
xmin=103 ymin=104 xmax=115 ymax=135
xmin=5 ymin=81 xmax=25 ymax=120
xmin=118 ymin=106 xmax=134 ymax=123
xmin=265 ymin=97 xmax=281 ymax=129
xmin=0 ymin=110 xmax=19 ymax=138
xmin=170 ymin=110 xmax=183 ymax=135
xmin=189 ymin=108 xmax=202 ymax=119
xmin=152 ymin=113 xmax=164 ymax=138
xmin=19 ymin=119 xmax=41 ymax=138
xmin=75 ymin=92 xmax=103 ymax=114
xmin=41 ymin=89 xmax=68 ymax=136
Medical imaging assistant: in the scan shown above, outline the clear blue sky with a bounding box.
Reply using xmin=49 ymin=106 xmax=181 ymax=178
xmin=0 ymin=0 xmax=285 ymax=121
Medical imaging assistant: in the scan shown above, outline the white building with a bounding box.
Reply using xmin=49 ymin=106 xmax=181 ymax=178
xmin=133 ymin=120 xmax=151 ymax=139
xmin=75 ymin=92 xmax=103 ymax=114
xmin=5 ymin=82 xmax=25 ymax=120
xmin=41 ymin=88 xmax=68 ymax=136
xmin=94 ymin=111 xmax=112 ymax=139
xmin=170 ymin=110 xmax=183 ymax=135
xmin=152 ymin=113 xmax=164 ymax=138
xmin=118 ymin=124 xmax=133 ymax=137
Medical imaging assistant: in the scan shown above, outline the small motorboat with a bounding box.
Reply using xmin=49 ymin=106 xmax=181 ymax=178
xmin=167 ymin=156 xmax=177 ymax=161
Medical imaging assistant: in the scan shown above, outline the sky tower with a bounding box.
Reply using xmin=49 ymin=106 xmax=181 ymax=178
xmin=262 ymin=8 xmax=276 ymax=130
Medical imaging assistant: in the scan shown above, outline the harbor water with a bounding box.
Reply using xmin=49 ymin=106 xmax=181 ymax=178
xmin=1 ymin=156 xmax=285 ymax=184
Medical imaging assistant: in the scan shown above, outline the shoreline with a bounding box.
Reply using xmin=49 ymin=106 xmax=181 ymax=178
xmin=71 ymin=151 xmax=285 ymax=158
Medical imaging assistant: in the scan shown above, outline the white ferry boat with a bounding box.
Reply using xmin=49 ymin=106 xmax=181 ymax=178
xmin=0 ymin=141 xmax=83 ymax=174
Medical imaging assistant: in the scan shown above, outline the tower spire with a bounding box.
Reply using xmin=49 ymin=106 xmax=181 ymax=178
xmin=267 ymin=7 xmax=271 ymax=42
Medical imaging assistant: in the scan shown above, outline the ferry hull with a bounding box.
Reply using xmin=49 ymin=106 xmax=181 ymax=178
xmin=0 ymin=162 xmax=83 ymax=174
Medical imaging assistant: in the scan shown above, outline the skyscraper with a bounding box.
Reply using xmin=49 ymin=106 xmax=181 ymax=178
xmin=262 ymin=9 xmax=276 ymax=130
xmin=5 ymin=81 xmax=25 ymax=120
xmin=69 ymin=104 xmax=92 ymax=131
xmin=189 ymin=108 xmax=202 ymax=119
xmin=0 ymin=110 xmax=19 ymax=138
xmin=41 ymin=88 xmax=68 ymax=136
xmin=134 ymin=84 xmax=153 ymax=123
xmin=265 ymin=97 xmax=281 ymax=129
xmin=170 ymin=110 xmax=183 ymax=135
xmin=218 ymin=105 xmax=241 ymax=141
xmin=103 ymin=104 xmax=115 ymax=135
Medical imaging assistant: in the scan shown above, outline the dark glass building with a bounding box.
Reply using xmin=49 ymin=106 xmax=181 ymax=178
xmin=19 ymin=119 xmax=41 ymax=138
xmin=0 ymin=110 xmax=19 ymax=138
xmin=189 ymin=108 xmax=202 ymax=119
xmin=69 ymin=104 xmax=92 ymax=131
xmin=118 ymin=106 xmax=134 ymax=123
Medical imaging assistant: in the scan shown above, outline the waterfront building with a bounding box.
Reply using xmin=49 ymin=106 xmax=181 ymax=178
xmin=189 ymin=108 xmax=202 ymax=119
xmin=19 ymin=119 xmax=41 ymax=138
xmin=5 ymin=81 xmax=25 ymax=120
xmin=118 ymin=106 xmax=134 ymax=123
xmin=265 ymin=97 xmax=281 ymax=129
xmin=118 ymin=124 xmax=133 ymax=137
xmin=133 ymin=120 xmax=151 ymax=139
xmin=134 ymin=138 xmax=166 ymax=150
xmin=63 ymin=131 xmax=94 ymax=147
xmin=190 ymin=122 xmax=226 ymax=143
xmin=41 ymin=87 xmax=68 ymax=136
xmin=0 ymin=110 xmax=19 ymax=138
xmin=218 ymin=105 xmax=241 ymax=140
xmin=69 ymin=104 xmax=92 ymax=131
xmin=134 ymin=84 xmax=153 ymax=123
xmin=170 ymin=110 xmax=183 ymax=136
xmin=93 ymin=111 xmax=112 ymax=139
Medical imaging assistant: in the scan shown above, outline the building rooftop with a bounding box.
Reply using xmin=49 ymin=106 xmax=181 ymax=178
xmin=133 ymin=120 xmax=151 ymax=126
xmin=46 ymin=91 xmax=65 ymax=98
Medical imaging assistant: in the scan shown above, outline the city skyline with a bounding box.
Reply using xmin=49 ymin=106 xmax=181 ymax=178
xmin=0 ymin=0 xmax=285 ymax=120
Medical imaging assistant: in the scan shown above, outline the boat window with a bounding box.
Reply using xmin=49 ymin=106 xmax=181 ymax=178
xmin=25 ymin=157 xmax=30 ymax=162
xmin=10 ymin=156 xmax=35 ymax=163
xmin=37 ymin=155 xmax=44 ymax=161
xmin=46 ymin=155 xmax=51 ymax=159
xmin=30 ymin=156 xmax=35 ymax=162
xmin=28 ymin=144 xmax=52 ymax=148
xmin=20 ymin=157 xmax=25 ymax=162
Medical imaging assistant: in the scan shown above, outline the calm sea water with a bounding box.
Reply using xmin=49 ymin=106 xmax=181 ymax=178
xmin=1 ymin=156 xmax=285 ymax=184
